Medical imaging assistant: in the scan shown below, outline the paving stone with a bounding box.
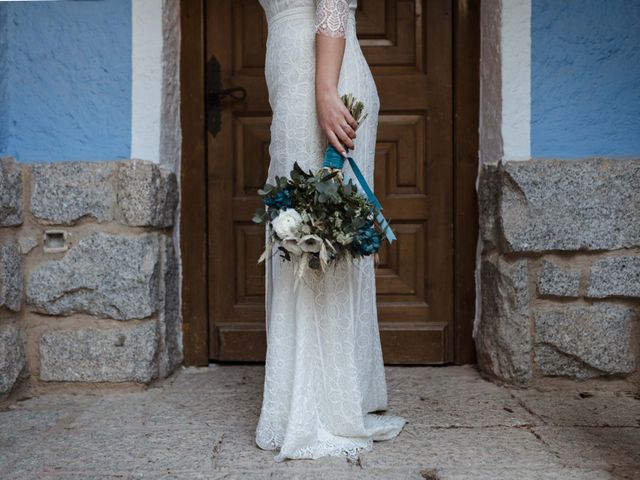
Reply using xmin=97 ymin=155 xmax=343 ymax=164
xmin=212 ymin=469 xmax=429 ymax=480
xmin=385 ymin=364 xmax=481 ymax=383
xmin=587 ymin=255 xmax=640 ymax=298
xmin=385 ymin=365 xmax=508 ymax=395
xmin=1 ymin=366 xmax=638 ymax=479
xmin=167 ymin=365 xmax=269 ymax=395
xmin=212 ymin=428 xmax=356 ymax=474
xmin=537 ymin=259 xmax=581 ymax=297
xmin=39 ymin=322 xmax=158 ymax=383
xmin=27 ymin=231 xmax=160 ymax=320
xmin=0 ymin=240 xmax=22 ymax=311
xmin=499 ymin=158 xmax=640 ymax=252
xmin=154 ymin=365 xmax=535 ymax=433
xmin=147 ymin=393 xmax=262 ymax=430
xmin=0 ymin=396 xmax=84 ymax=472
xmin=532 ymin=426 xmax=640 ymax=469
xmin=511 ymin=389 xmax=640 ymax=427
xmin=15 ymin=474 xmax=209 ymax=480
xmin=0 ymin=428 xmax=46 ymax=474
xmin=7 ymin=393 xmax=98 ymax=411
xmin=65 ymin=390 xmax=164 ymax=430
xmin=609 ymin=466 xmax=640 ymax=480
xmin=387 ymin=390 xmax=537 ymax=428
xmin=356 ymin=424 xmax=561 ymax=470
xmin=0 ymin=406 xmax=71 ymax=433
xmin=437 ymin=467 xmax=615 ymax=480
xmin=5 ymin=426 xmax=218 ymax=478
xmin=534 ymin=303 xmax=636 ymax=378
xmin=30 ymin=161 xmax=116 ymax=224
xmin=0 ymin=409 xmax=71 ymax=470
xmin=117 ymin=159 xmax=178 ymax=227
xmin=475 ymin=255 xmax=533 ymax=385
xmin=0 ymin=156 xmax=23 ymax=226
xmin=386 ymin=369 xmax=538 ymax=427
xmin=5 ymin=475 xmax=143 ymax=480
xmin=0 ymin=324 xmax=26 ymax=394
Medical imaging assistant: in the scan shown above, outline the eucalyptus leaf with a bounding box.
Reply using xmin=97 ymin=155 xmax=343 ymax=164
xmin=321 ymin=170 xmax=340 ymax=182
xmin=292 ymin=161 xmax=311 ymax=179
xmin=325 ymin=182 xmax=338 ymax=195
xmin=257 ymin=184 xmax=274 ymax=195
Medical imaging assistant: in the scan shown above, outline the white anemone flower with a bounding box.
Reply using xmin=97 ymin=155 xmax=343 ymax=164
xmin=298 ymin=234 xmax=323 ymax=253
xmin=281 ymin=237 xmax=303 ymax=256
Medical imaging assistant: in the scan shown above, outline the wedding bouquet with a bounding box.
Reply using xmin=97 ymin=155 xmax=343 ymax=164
xmin=252 ymin=94 xmax=395 ymax=276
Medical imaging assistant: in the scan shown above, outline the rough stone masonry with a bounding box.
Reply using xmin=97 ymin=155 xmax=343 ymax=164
xmin=2 ymin=155 xmax=640 ymax=398
xmin=475 ymin=158 xmax=640 ymax=387
xmin=0 ymin=157 xmax=182 ymax=398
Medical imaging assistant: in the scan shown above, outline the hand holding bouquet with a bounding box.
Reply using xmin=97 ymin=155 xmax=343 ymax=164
xmin=252 ymin=94 xmax=395 ymax=278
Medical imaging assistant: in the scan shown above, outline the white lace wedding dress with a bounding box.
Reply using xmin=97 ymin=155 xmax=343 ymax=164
xmin=255 ymin=0 xmax=407 ymax=462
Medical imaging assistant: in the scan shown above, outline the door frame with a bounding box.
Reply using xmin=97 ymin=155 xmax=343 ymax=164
xmin=179 ymin=0 xmax=480 ymax=366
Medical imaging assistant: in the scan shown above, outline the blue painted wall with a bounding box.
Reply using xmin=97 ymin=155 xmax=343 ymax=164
xmin=531 ymin=0 xmax=640 ymax=158
xmin=1 ymin=1 xmax=638 ymax=162
xmin=0 ymin=0 xmax=131 ymax=162
xmin=0 ymin=7 xmax=8 ymax=154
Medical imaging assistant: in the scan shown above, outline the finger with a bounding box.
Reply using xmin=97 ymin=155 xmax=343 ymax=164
xmin=327 ymin=131 xmax=347 ymax=157
xmin=342 ymin=110 xmax=358 ymax=130
xmin=333 ymin=123 xmax=354 ymax=150
xmin=340 ymin=123 xmax=357 ymax=139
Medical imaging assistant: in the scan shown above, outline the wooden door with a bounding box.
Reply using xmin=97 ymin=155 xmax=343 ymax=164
xmin=206 ymin=0 xmax=453 ymax=364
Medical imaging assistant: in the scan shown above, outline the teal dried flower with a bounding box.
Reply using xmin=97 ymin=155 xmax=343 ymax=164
xmin=353 ymin=222 xmax=381 ymax=256
xmin=264 ymin=188 xmax=294 ymax=209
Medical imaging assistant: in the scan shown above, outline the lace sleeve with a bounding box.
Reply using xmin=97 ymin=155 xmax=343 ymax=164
xmin=315 ymin=0 xmax=349 ymax=38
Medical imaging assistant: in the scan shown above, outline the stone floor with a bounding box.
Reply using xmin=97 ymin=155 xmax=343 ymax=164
xmin=1 ymin=365 xmax=639 ymax=479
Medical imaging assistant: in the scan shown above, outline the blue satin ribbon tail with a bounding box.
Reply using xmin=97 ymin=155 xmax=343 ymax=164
xmin=322 ymin=145 xmax=396 ymax=243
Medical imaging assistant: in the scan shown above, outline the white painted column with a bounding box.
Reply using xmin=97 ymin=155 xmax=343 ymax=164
xmin=474 ymin=0 xmax=532 ymax=339
xmin=479 ymin=0 xmax=531 ymax=164
xmin=501 ymin=0 xmax=531 ymax=161
xmin=131 ymin=0 xmax=163 ymax=163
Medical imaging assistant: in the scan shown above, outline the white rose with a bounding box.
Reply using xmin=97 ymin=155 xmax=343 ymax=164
xmin=271 ymin=208 xmax=303 ymax=240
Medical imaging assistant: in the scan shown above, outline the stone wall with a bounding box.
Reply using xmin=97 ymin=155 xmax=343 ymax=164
xmin=475 ymin=158 xmax=640 ymax=386
xmin=0 ymin=157 xmax=182 ymax=398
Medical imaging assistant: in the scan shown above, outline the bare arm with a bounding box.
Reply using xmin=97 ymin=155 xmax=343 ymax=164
xmin=314 ymin=0 xmax=358 ymax=157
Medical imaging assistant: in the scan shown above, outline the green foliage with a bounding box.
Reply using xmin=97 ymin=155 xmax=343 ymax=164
xmin=253 ymin=160 xmax=379 ymax=267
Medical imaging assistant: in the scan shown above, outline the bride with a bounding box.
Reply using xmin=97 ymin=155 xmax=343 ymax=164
xmin=255 ymin=0 xmax=407 ymax=462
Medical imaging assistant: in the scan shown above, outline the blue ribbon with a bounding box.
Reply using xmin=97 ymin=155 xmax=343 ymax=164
xmin=322 ymin=145 xmax=396 ymax=243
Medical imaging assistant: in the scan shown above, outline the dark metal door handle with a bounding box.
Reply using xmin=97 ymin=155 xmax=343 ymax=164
xmin=210 ymin=86 xmax=247 ymax=103
xmin=207 ymin=55 xmax=248 ymax=137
